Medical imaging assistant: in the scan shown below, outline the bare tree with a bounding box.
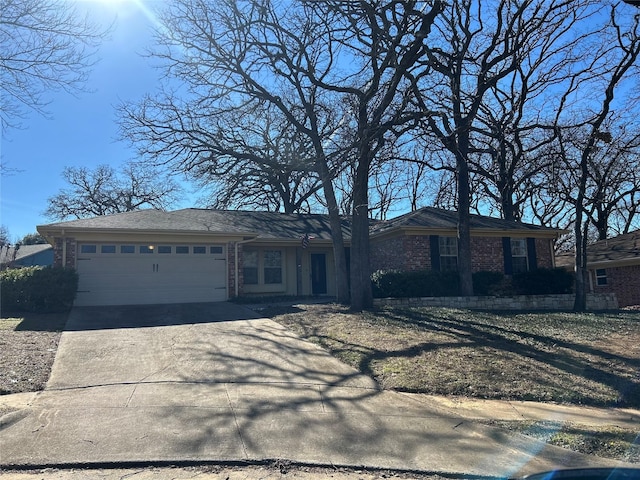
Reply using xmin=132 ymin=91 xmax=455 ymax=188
xmin=0 ymin=0 xmax=106 ymax=133
xmin=409 ymin=0 xmax=610 ymax=295
xmin=549 ymin=119 xmax=640 ymax=241
xmin=311 ymin=0 xmax=443 ymax=310
xmin=45 ymin=162 xmax=181 ymax=220
xmin=118 ymin=0 xmax=351 ymax=303
xmin=550 ymin=5 xmax=640 ymax=311
xmin=119 ymin=0 xmax=442 ymax=310
xmin=176 ymin=105 xmax=324 ymax=213
xmin=585 ymin=125 xmax=640 ymax=240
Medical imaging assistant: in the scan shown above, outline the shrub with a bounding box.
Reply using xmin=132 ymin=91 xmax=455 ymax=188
xmin=371 ymin=269 xmax=459 ymax=298
xmin=512 ymin=268 xmax=574 ymax=295
xmin=472 ymin=271 xmax=505 ymax=296
xmin=0 ymin=266 xmax=78 ymax=313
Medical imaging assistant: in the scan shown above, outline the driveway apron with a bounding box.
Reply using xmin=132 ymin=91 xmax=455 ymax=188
xmin=0 ymin=303 xmax=632 ymax=477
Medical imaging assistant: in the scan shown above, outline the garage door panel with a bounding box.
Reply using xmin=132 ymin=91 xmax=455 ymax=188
xmin=75 ymin=244 xmax=227 ymax=306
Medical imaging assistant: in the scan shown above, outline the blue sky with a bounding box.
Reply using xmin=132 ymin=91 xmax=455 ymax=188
xmin=0 ymin=1 xmax=177 ymax=241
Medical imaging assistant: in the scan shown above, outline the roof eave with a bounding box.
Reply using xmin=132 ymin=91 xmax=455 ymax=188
xmin=588 ymin=257 xmax=640 ymax=269
xmin=37 ymin=225 xmax=260 ymax=239
xmin=370 ymin=225 xmax=563 ymax=240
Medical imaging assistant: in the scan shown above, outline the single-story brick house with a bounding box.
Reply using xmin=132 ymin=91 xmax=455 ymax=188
xmin=581 ymin=230 xmax=640 ymax=308
xmin=37 ymin=207 xmax=561 ymax=306
xmin=0 ymin=244 xmax=53 ymax=269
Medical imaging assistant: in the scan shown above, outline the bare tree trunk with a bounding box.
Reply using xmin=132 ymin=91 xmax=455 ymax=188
xmin=349 ymin=152 xmax=373 ymax=312
xmin=574 ymin=165 xmax=589 ymax=312
xmin=456 ymin=142 xmax=474 ymax=297
xmin=315 ymin=159 xmax=350 ymax=304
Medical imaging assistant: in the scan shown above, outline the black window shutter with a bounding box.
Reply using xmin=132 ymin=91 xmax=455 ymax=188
xmin=502 ymin=237 xmax=513 ymax=275
xmin=527 ymin=237 xmax=537 ymax=270
xmin=430 ymin=235 xmax=441 ymax=271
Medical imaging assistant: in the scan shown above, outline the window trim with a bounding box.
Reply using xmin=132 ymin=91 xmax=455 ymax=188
xmin=243 ymin=249 xmax=259 ymax=285
xmin=263 ymin=250 xmax=283 ymax=284
xmin=511 ymin=238 xmax=529 ymax=274
xmin=438 ymin=236 xmax=458 ymax=272
xmin=595 ymin=268 xmax=608 ymax=286
xmin=242 ymin=248 xmax=284 ymax=287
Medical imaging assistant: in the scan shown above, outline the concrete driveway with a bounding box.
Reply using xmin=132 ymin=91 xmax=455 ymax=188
xmin=0 ymin=303 xmax=632 ymax=477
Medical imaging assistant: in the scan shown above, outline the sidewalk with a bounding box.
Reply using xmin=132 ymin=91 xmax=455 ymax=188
xmin=412 ymin=395 xmax=640 ymax=429
xmin=1 ymin=386 xmax=638 ymax=479
xmin=3 ymin=390 xmax=639 ymax=429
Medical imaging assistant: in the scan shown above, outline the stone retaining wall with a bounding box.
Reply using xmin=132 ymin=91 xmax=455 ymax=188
xmin=374 ymin=293 xmax=618 ymax=311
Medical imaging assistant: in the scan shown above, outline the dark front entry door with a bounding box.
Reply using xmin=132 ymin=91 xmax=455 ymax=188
xmin=311 ymin=253 xmax=327 ymax=295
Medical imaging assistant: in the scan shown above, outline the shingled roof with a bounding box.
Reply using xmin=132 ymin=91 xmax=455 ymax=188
xmin=0 ymin=244 xmax=52 ymax=266
xmin=38 ymin=208 xmax=351 ymax=241
xmin=585 ymin=230 xmax=640 ymax=266
xmin=38 ymin=207 xmax=560 ymax=241
xmin=369 ymin=207 xmax=559 ymax=237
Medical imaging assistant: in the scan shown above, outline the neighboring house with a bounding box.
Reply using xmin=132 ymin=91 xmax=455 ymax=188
xmin=37 ymin=207 xmax=562 ymax=307
xmin=581 ymin=231 xmax=640 ymax=308
xmin=0 ymin=244 xmax=53 ymax=269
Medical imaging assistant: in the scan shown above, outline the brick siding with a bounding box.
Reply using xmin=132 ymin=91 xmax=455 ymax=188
xmin=371 ymin=234 xmax=554 ymax=274
xmin=228 ymin=241 xmax=237 ymax=298
xmin=470 ymin=237 xmax=503 ymax=271
xmin=534 ymin=238 xmax=554 ymax=269
xmin=592 ymin=264 xmax=640 ymax=307
xmin=370 ymin=235 xmax=431 ymax=272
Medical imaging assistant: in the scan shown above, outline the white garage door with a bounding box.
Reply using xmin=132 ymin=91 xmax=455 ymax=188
xmin=75 ymin=243 xmax=227 ymax=306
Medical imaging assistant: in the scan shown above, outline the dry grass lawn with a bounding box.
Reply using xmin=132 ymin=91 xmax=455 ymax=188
xmin=0 ymin=312 xmax=67 ymax=396
xmin=269 ymin=303 xmax=640 ymax=463
xmin=270 ymin=304 xmax=640 ymax=407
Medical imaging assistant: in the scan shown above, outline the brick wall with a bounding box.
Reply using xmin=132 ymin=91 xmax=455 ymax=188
xmin=470 ymin=237 xmax=503 ymax=272
xmin=592 ymin=264 xmax=640 ymax=307
xmin=535 ymin=238 xmax=554 ymax=268
xmin=370 ymin=235 xmax=431 ymax=272
xmin=370 ymin=234 xmax=553 ymax=274
xmin=228 ymin=241 xmax=237 ymax=298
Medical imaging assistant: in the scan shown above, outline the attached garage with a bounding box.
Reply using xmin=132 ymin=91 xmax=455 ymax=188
xmin=74 ymin=242 xmax=228 ymax=306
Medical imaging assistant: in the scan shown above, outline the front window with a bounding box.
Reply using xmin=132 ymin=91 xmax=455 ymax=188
xmin=511 ymin=239 xmax=528 ymax=274
xmin=264 ymin=250 xmax=282 ymax=284
xmin=243 ymin=249 xmax=283 ymax=286
xmin=243 ymin=250 xmax=259 ymax=285
xmin=439 ymin=236 xmax=458 ymax=271
xmin=596 ymin=268 xmax=607 ymax=286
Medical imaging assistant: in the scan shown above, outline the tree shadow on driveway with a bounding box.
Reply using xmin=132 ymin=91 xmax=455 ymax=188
xmin=64 ymin=302 xmax=260 ymax=331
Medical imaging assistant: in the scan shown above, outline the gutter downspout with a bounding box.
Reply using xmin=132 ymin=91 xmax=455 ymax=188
xmin=235 ymin=237 xmax=257 ymax=297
